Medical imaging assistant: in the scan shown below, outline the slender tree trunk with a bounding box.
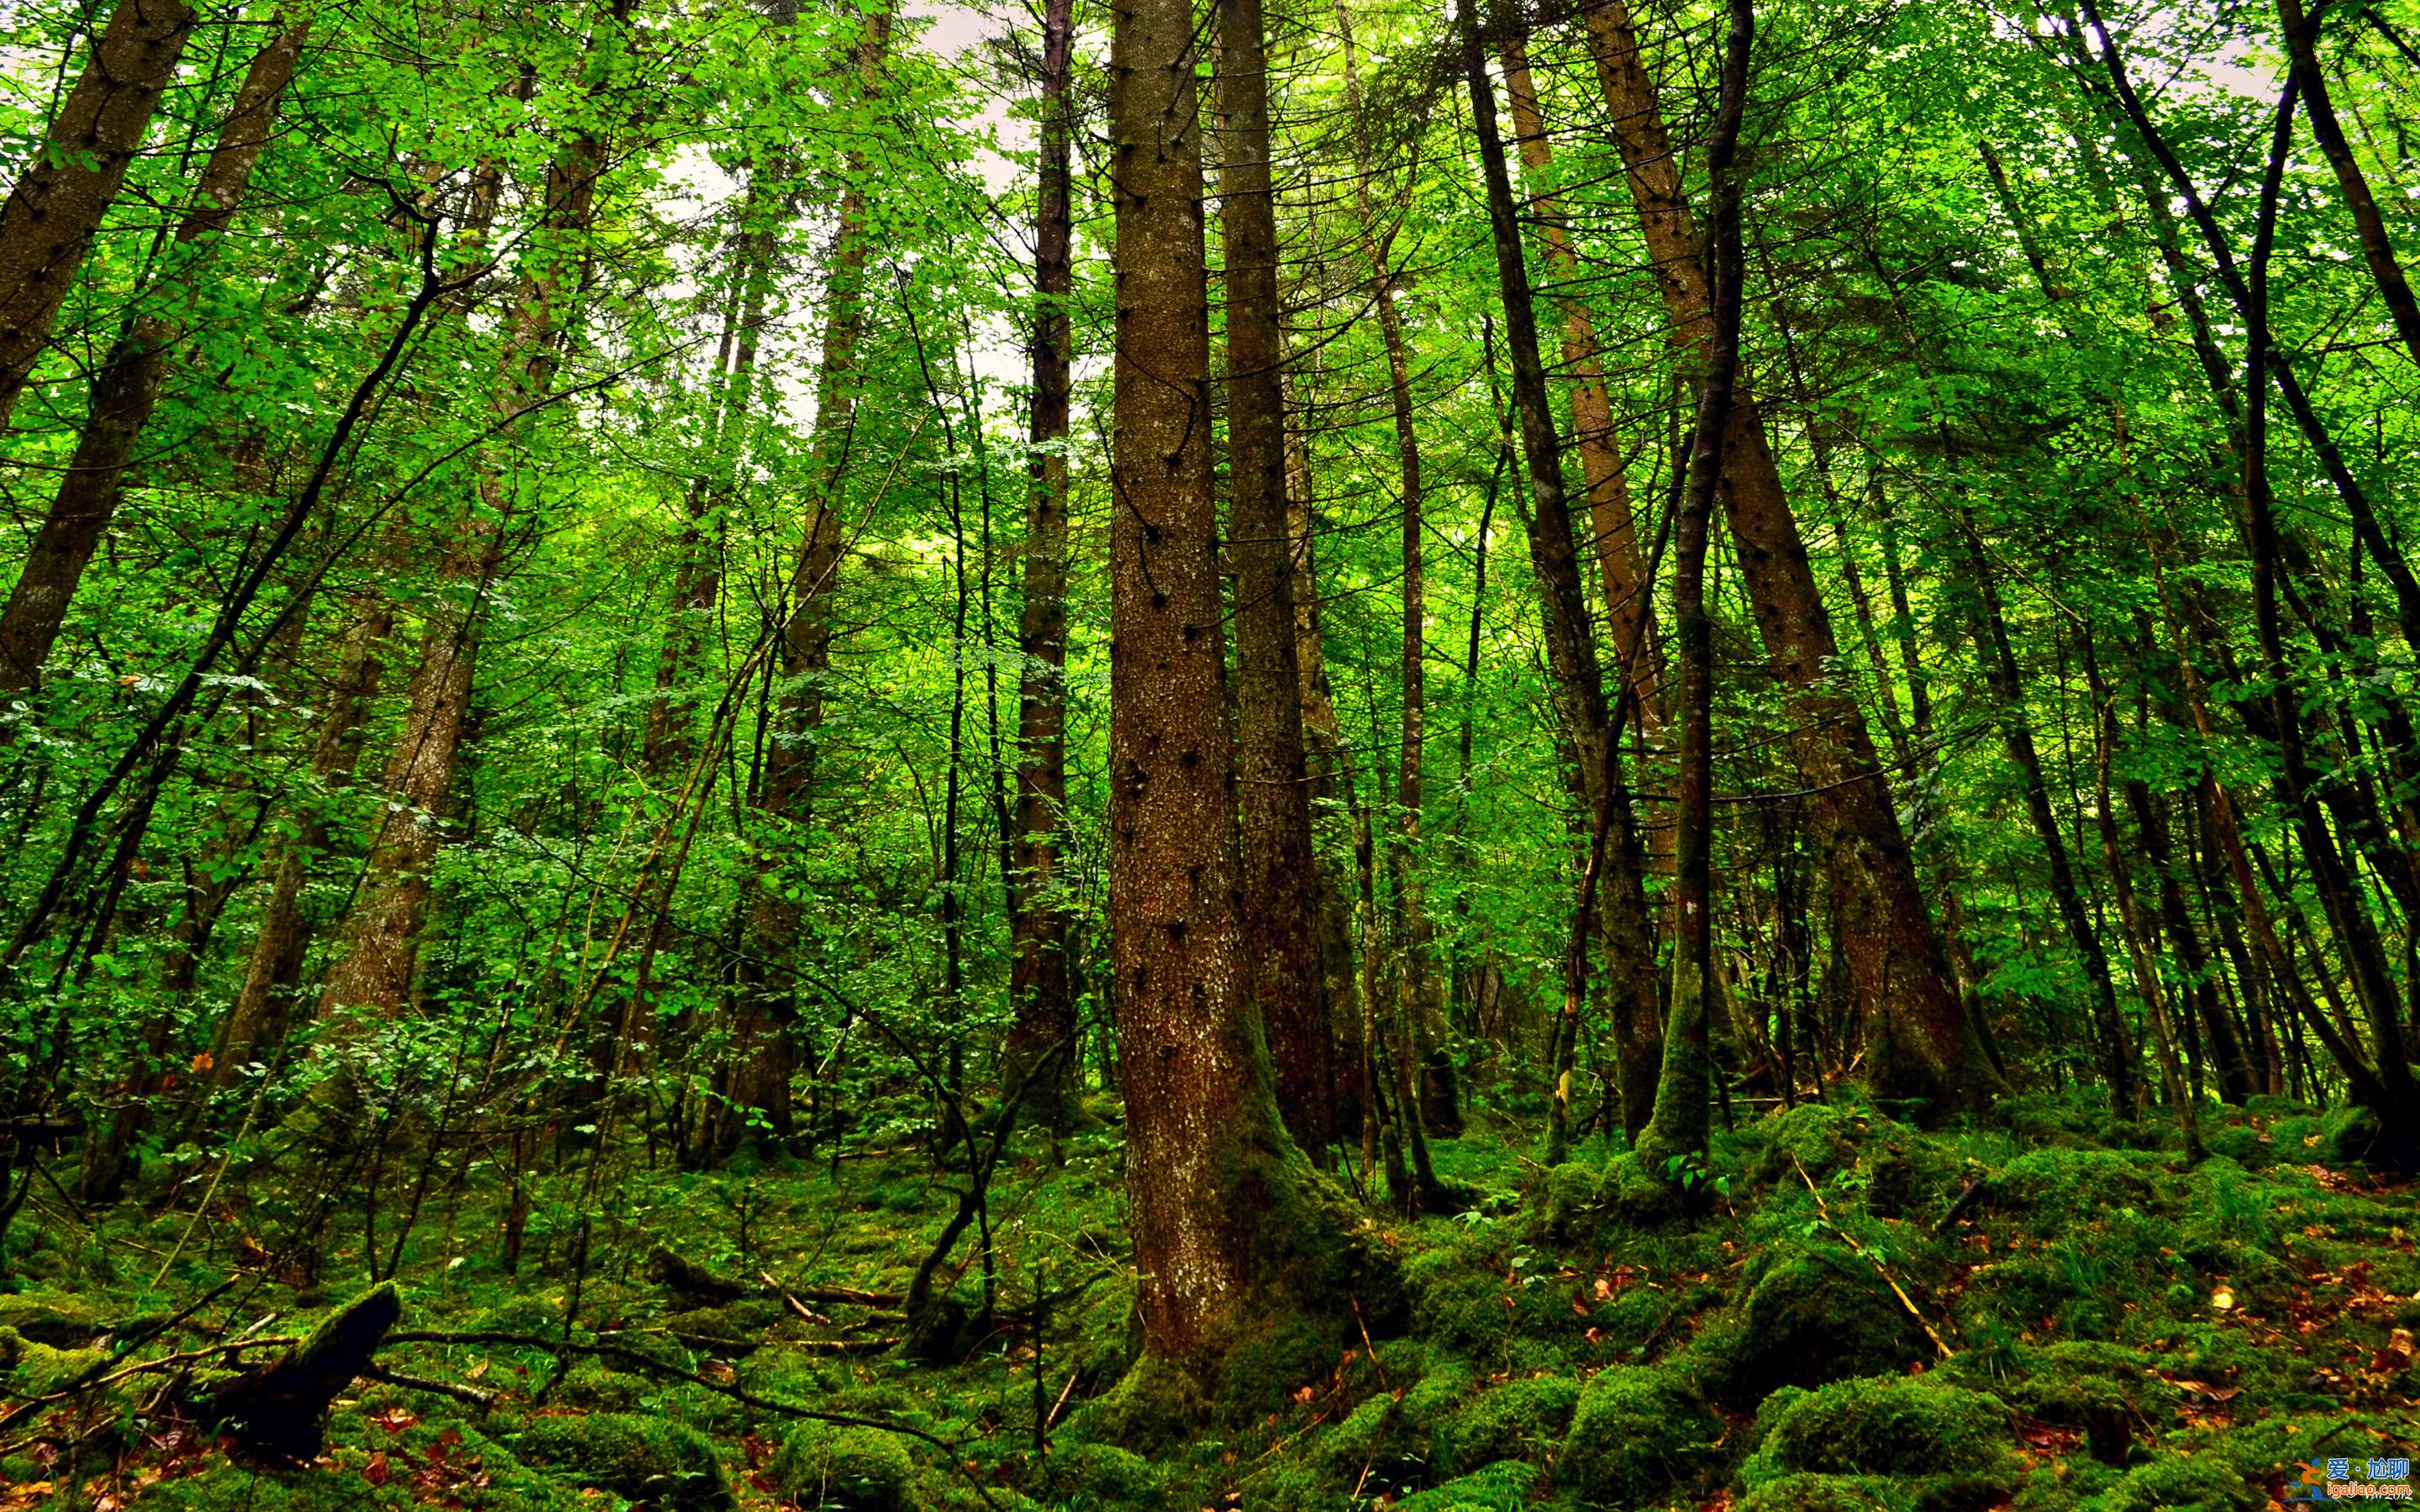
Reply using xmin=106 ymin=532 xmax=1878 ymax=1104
xmin=1640 ymin=0 xmax=1750 ymax=1176
xmin=710 ymin=11 xmax=891 ymax=1157
xmin=2084 ymin=639 xmax=2202 ymax=1158
xmin=1497 ymin=37 xmax=1659 ymax=728
xmin=0 ymin=23 xmax=308 ymax=694
xmin=213 ymin=593 xmax=395 ymax=1086
xmin=1108 ymin=0 xmax=1355 ymax=1382
xmin=1581 ymin=0 xmax=1996 ymax=1116
xmin=2278 ymin=0 xmax=2420 ymax=371
xmin=315 ymin=106 xmax=608 ymax=1033
xmin=1001 ymin=0 xmax=1080 ymax=1127
xmin=1461 ymin=0 xmax=1660 ymax=1155
xmin=0 ymin=0 xmax=198 ymax=426
xmin=1220 ymin=0 xmax=1329 ymax=1153
xmin=2124 ymin=775 xmax=2253 ymax=1104
xmin=1962 ymin=528 xmax=2136 ymax=1110
xmin=1286 ymin=407 xmax=1359 ymax=1155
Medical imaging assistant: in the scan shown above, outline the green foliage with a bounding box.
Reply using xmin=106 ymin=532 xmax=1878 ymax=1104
xmin=772 ymin=1422 xmax=917 ymax=1512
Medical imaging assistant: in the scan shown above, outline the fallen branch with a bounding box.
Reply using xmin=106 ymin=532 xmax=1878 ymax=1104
xmin=1792 ymin=1156 xmax=1954 ymax=1360
xmin=360 ymin=1363 xmax=497 ymax=1410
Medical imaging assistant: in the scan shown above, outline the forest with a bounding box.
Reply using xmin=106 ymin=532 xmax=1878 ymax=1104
xmin=0 ymin=0 xmax=2417 ymax=1503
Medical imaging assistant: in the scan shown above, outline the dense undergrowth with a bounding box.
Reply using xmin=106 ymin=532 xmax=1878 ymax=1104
xmin=3 ymin=1089 xmax=2416 ymax=1510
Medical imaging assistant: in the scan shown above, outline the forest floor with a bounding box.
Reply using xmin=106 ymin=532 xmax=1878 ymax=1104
xmin=1 ymin=1089 xmax=2416 ymax=1510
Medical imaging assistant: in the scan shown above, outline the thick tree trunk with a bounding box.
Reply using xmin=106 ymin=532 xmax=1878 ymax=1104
xmin=1461 ymin=0 xmax=1660 ymax=1155
xmin=0 ymin=0 xmax=198 ymax=427
xmin=1001 ymin=0 xmax=1080 ymax=1126
xmin=1219 ymin=0 xmax=1329 ymax=1153
xmin=1580 ymin=0 xmax=1996 ymax=1116
xmin=1107 ymin=0 xmax=1365 ymax=1390
xmin=0 ymin=24 xmax=307 ymax=693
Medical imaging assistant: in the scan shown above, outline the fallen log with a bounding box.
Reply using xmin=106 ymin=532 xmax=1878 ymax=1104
xmin=198 ymin=1282 xmax=400 ymax=1462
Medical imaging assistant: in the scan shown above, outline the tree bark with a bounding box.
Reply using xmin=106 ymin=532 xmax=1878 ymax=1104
xmin=1961 ymin=527 xmax=2136 ymax=1110
xmin=1109 ymin=0 xmax=1360 ymax=1381
xmin=1000 ymin=0 xmax=1081 ymax=1127
xmin=1580 ymin=0 xmax=1997 ymax=1116
xmin=315 ymin=101 xmax=608 ymax=1032
xmin=0 ymin=0 xmax=198 ymax=427
xmin=0 ymin=23 xmax=308 ymax=694
xmin=1220 ymin=0 xmax=1329 ymax=1153
xmin=1639 ymin=0 xmax=1749 ymax=1176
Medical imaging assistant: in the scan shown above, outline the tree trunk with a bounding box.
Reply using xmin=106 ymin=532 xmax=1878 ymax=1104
xmin=1220 ymin=0 xmax=1329 ymax=1153
xmin=2278 ymin=0 xmax=2420 ymax=371
xmin=0 ymin=0 xmax=198 ymax=427
xmin=1108 ymin=0 xmax=1362 ymax=1387
xmin=1962 ymin=527 xmax=2136 ymax=1110
xmin=2123 ymin=776 xmax=2254 ymax=1104
xmin=1000 ymin=0 xmax=1081 ymax=1127
xmin=0 ymin=23 xmax=307 ymax=694
xmin=1460 ymin=0 xmax=1660 ymax=1156
xmin=710 ymin=11 xmax=891 ymax=1158
xmin=315 ymin=110 xmax=608 ymax=1032
xmin=1286 ymin=402 xmax=1360 ymax=1153
xmin=213 ymin=594 xmax=394 ymax=1087
xmin=1497 ymin=37 xmax=1660 ymax=728
xmin=1639 ymin=0 xmax=1750 ymax=1176
xmin=1580 ymin=0 xmax=1997 ymax=1117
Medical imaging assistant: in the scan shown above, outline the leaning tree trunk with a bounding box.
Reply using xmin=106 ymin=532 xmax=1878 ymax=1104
xmin=0 ymin=0 xmax=198 ymax=427
xmin=708 ymin=9 xmax=890 ymax=1160
xmin=314 ymin=123 xmax=607 ymax=1035
xmin=1219 ymin=0 xmax=1330 ymax=1154
xmin=999 ymin=0 xmax=1081 ymax=1126
xmin=1107 ymin=0 xmax=1366 ymax=1392
xmin=2277 ymin=0 xmax=2420 ymax=371
xmin=213 ymin=593 xmax=395 ymax=1088
xmin=1580 ymin=0 xmax=1997 ymax=1117
xmin=1459 ymin=0 xmax=1660 ymax=1152
xmin=0 ymin=24 xmax=308 ymax=694
xmin=1498 ymin=36 xmax=1660 ymax=729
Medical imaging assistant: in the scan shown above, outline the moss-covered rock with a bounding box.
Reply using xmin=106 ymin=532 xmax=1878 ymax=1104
xmin=1728 ymin=1239 xmax=1927 ymax=1400
xmin=8 ymin=1333 xmax=109 ymax=1396
xmin=1739 ymin=1374 xmax=2015 ymax=1486
xmin=1737 ymin=1473 xmax=1918 ymax=1512
xmin=1050 ymin=1440 xmax=1160 ymax=1504
xmin=772 ymin=1422 xmax=915 ymax=1512
xmin=1430 ymin=1373 xmax=1576 ymax=1474
xmin=1558 ymin=1361 xmax=1716 ymax=1504
xmin=2072 ymin=1455 xmax=2260 ymax=1511
xmin=551 ymin=1358 xmax=650 ymax=1411
xmin=0 ymin=1290 xmax=115 ymax=1347
xmin=1396 ymin=1457 xmax=1549 ymax=1509
xmin=513 ymin=1410 xmax=732 ymax=1510
xmin=1994 ymin=1149 xmax=2156 ymax=1220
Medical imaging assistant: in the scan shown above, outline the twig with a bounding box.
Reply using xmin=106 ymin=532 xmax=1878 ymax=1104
xmin=1792 ymin=1155 xmax=1953 ymax=1359
xmin=360 ymin=1363 xmax=497 ymax=1410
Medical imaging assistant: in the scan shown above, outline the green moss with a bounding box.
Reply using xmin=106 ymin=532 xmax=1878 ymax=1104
xmin=1737 ymin=1473 xmax=1918 ymax=1512
xmin=2072 ymin=1455 xmax=2260 ymax=1511
xmin=9 ymin=1335 xmax=109 ymax=1396
xmin=0 ymin=1289 xmax=115 ymax=1347
xmin=1050 ymin=1441 xmax=1160 ymax=1505
xmin=1430 ymin=1373 xmax=1576 ymax=1474
xmin=1557 ymin=1361 xmax=1715 ymax=1504
xmin=1739 ymin=1373 xmax=2015 ymax=1486
xmin=1729 ymin=1239 xmax=1926 ymax=1399
xmin=1395 ymin=1457 xmax=1549 ymax=1509
xmin=513 ymin=1410 xmax=732 ymax=1511
xmin=552 ymin=1358 xmax=650 ymax=1410
xmin=772 ymin=1422 xmax=915 ymax=1512
xmin=1994 ymin=1149 xmax=2157 ymax=1219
